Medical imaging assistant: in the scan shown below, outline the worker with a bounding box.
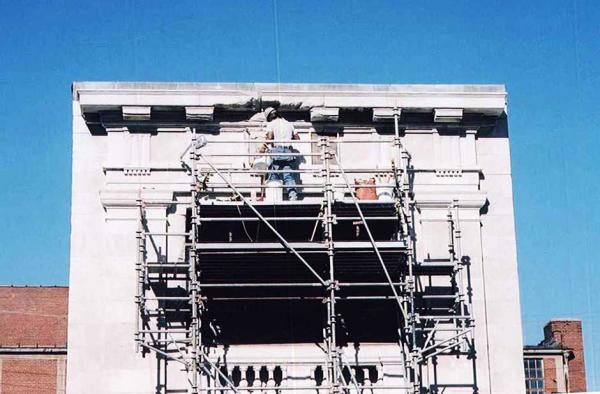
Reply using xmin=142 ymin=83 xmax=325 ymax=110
xmin=261 ymin=107 xmax=300 ymax=200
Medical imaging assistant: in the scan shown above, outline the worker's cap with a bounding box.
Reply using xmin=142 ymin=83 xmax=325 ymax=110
xmin=264 ymin=107 xmax=277 ymax=121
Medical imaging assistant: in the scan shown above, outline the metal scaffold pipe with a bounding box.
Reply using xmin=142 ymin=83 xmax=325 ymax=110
xmin=321 ymin=137 xmax=340 ymax=392
xmin=190 ymin=132 xmax=200 ymax=393
xmin=133 ymin=123 xmax=476 ymax=394
xmin=195 ymin=150 xmax=327 ymax=287
xmin=333 ymin=152 xmax=408 ymax=321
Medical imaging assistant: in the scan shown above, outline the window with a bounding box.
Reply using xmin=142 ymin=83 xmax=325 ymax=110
xmin=524 ymin=358 xmax=544 ymax=394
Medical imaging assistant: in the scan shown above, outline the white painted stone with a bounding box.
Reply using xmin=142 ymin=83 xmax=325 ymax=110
xmin=372 ymin=107 xmax=400 ymax=122
xmin=122 ymin=106 xmax=151 ymax=121
xmin=434 ymin=108 xmax=463 ymax=123
xmin=476 ymin=137 xmax=512 ymax=175
xmin=310 ymin=107 xmax=340 ymax=122
xmin=68 ymin=82 xmax=523 ymax=394
xmin=185 ymin=106 xmax=214 ymax=121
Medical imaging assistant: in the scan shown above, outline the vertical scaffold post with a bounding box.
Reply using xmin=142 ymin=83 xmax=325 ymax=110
xmin=453 ymin=201 xmax=466 ymax=317
xmin=450 ymin=199 xmax=472 ymax=353
xmin=407 ymin=185 xmax=420 ymax=393
xmin=447 ymin=203 xmax=459 ymax=338
xmin=135 ymin=198 xmax=144 ymax=354
xmin=321 ymin=136 xmax=340 ymax=393
xmin=190 ymin=129 xmax=200 ymax=394
xmin=393 ymin=107 xmax=401 ymax=164
xmin=392 ymin=110 xmax=410 ymax=384
xmin=393 ymin=109 xmax=421 ymax=393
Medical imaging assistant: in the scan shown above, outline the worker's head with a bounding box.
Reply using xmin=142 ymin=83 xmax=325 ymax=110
xmin=264 ymin=107 xmax=278 ymax=121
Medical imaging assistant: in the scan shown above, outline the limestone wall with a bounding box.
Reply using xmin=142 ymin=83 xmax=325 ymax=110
xmin=67 ymin=83 xmax=524 ymax=394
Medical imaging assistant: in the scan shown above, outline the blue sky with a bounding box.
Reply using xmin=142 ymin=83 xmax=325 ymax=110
xmin=0 ymin=0 xmax=598 ymax=388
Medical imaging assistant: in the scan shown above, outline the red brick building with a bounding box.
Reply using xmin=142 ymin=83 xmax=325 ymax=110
xmin=523 ymin=319 xmax=587 ymax=394
xmin=0 ymin=286 xmax=68 ymax=394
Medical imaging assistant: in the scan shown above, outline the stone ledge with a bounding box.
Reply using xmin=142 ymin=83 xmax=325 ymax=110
xmin=99 ymin=189 xmax=174 ymax=209
xmin=414 ymin=192 xmax=487 ymax=210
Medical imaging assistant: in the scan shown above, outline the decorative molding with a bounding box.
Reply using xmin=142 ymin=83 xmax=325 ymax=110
xmin=435 ymin=169 xmax=463 ymax=178
xmin=105 ymin=126 xmax=128 ymax=133
xmin=156 ymin=127 xmax=188 ymax=133
xmin=186 ymin=106 xmax=214 ymax=121
xmin=310 ymin=107 xmax=339 ymax=122
xmin=100 ymin=189 xmax=174 ymax=210
xmin=122 ymin=106 xmax=151 ymax=121
xmin=434 ymin=108 xmax=463 ymax=123
xmin=404 ymin=128 xmax=437 ymax=134
xmin=372 ymin=108 xmax=400 ymax=122
xmin=123 ymin=167 xmax=151 ymax=176
xmin=414 ymin=192 xmax=487 ymax=210
xmin=75 ymin=82 xmax=507 ymax=117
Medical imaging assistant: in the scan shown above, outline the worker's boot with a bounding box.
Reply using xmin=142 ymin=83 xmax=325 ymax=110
xmin=288 ymin=190 xmax=298 ymax=201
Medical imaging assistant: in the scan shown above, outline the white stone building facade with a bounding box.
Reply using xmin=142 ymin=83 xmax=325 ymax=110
xmin=68 ymin=83 xmax=524 ymax=394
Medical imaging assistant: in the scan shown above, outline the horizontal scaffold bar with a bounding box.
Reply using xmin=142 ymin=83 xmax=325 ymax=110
xmin=194 ymin=241 xmax=407 ymax=251
xmin=199 ymin=183 xmax=396 ymax=188
xmin=193 ymin=385 xmax=411 ymax=392
xmin=196 ymin=216 xmax=396 ymax=222
xmin=195 ymin=168 xmax=396 ymax=174
xmin=196 ymin=199 xmax=396 ymax=207
xmin=201 ymin=139 xmax=395 ymax=144
xmin=199 ymin=153 xmax=320 ymax=157
xmin=143 ymin=232 xmax=189 ymax=236
xmin=197 ymin=282 xmax=405 ymax=288
xmin=105 ymin=167 xmax=399 ymax=174
xmin=204 ymin=296 xmax=412 ymax=301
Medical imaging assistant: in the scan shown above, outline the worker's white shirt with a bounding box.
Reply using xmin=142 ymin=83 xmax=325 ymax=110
xmin=266 ymin=118 xmax=294 ymax=146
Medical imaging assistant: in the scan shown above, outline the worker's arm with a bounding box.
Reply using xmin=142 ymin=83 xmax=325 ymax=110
xmin=292 ymin=131 xmax=300 ymax=140
xmin=258 ymin=131 xmax=274 ymax=153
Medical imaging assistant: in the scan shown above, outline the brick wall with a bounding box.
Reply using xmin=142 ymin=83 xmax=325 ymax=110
xmin=0 ymin=287 xmax=68 ymax=347
xmin=544 ymin=319 xmax=586 ymax=392
xmin=542 ymin=356 xmax=557 ymax=393
xmin=0 ymin=358 xmax=61 ymax=394
xmin=0 ymin=286 xmax=68 ymax=394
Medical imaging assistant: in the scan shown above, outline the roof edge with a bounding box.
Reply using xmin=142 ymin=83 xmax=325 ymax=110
xmin=72 ymin=81 xmax=507 ymax=100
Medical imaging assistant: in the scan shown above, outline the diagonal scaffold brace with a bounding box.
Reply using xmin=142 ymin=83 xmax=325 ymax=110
xmin=333 ymin=152 xmax=408 ymax=321
xmin=195 ymin=151 xmax=328 ymax=288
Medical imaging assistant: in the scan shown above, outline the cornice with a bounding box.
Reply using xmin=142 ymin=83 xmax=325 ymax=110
xmin=73 ymin=82 xmax=507 ymax=116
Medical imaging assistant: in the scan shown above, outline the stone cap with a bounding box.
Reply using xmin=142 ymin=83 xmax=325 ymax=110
xmin=73 ymin=81 xmax=506 ymax=96
xmin=72 ymin=82 xmax=507 ymax=116
xmin=548 ymin=318 xmax=583 ymax=322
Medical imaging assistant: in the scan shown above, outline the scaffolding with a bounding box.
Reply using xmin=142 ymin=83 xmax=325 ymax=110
xmin=134 ymin=113 xmax=475 ymax=393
